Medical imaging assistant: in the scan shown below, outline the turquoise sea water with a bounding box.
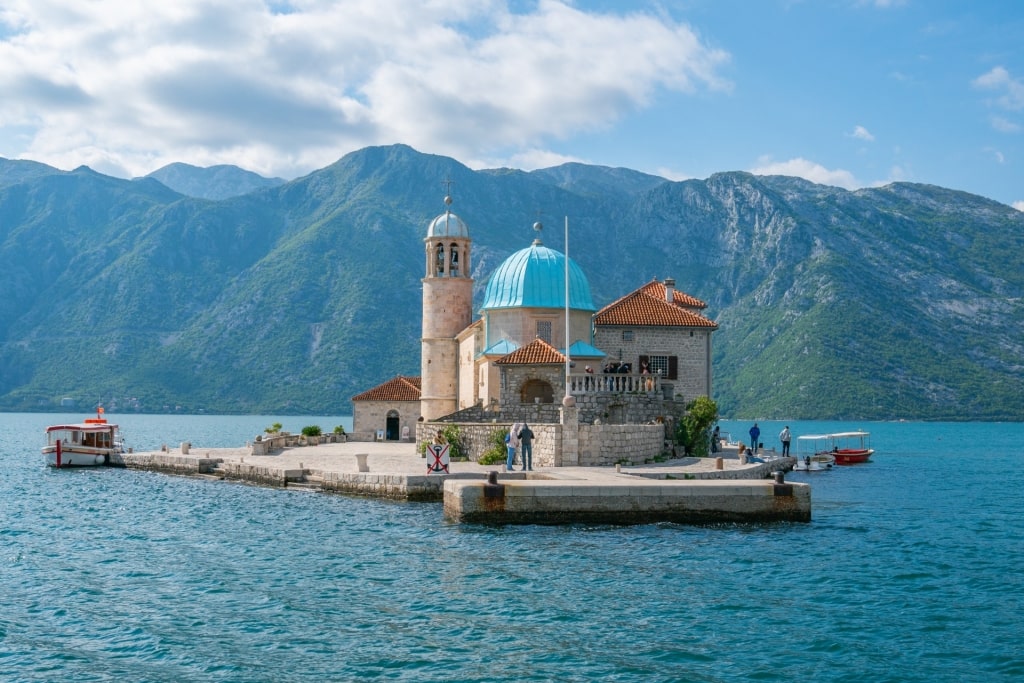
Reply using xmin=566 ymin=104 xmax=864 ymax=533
xmin=2 ymin=413 xmax=1023 ymax=682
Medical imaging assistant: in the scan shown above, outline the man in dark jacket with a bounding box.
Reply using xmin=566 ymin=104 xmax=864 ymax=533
xmin=518 ymin=423 xmax=535 ymax=471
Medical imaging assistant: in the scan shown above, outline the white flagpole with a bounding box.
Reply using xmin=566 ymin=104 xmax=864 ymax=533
xmin=564 ymin=216 xmax=571 ymax=399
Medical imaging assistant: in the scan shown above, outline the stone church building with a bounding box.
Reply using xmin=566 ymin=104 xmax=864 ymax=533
xmin=351 ymin=194 xmax=718 ymax=465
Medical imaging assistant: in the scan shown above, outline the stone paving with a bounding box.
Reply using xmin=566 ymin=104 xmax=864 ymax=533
xmin=142 ymin=439 xmax=787 ymax=481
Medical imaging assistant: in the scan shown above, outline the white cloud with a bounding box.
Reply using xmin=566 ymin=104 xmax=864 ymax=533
xmin=500 ymin=148 xmax=583 ymax=171
xmin=972 ymin=66 xmax=1024 ymax=111
xmin=990 ymin=116 xmax=1021 ymax=134
xmin=854 ymin=0 xmax=907 ymax=7
xmin=0 ymin=0 xmax=731 ymax=179
xmin=748 ymin=156 xmax=860 ymax=190
xmin=1013 ymin=201 xmax=1024 ymax=212
xmin=881 ymin=164 xmax=908 ymax=184
xmin=652 ymin=166 xmax=693 ymax=182
xmin=849 ymin=125 xmax=875 ymax=142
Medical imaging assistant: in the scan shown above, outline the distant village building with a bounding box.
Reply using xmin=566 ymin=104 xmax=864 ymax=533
xmin=352 ymin=193 xmax=718 ymax=464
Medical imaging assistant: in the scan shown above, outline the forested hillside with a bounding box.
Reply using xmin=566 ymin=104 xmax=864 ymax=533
xmin=1 ymin=145 xmax=1021 ymax=419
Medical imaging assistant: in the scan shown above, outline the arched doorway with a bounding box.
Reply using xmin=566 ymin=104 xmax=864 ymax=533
xmin=386 ymin=410 xmax=400 ymax=440
xmin=520 ymin=379 xmax=554 ymax=404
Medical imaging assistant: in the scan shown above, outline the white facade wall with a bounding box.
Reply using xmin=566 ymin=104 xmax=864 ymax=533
xmin=485 ymin=307 xmax=593 ymax=350
xmin=456 ymin=329 xmax=480 ymax=410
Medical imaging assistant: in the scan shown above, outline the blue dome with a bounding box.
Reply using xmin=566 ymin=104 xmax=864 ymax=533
xmin=481 ymin=243 xmax=596 ymax=311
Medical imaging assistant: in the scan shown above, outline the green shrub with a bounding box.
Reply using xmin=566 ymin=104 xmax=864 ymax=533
xmin=440 ymin=424 xmax=464 ymax=460
xmin=675 ymin=396 xmax=718 ymax=456
xmin=418 ymin=424 xmax=466 ymax=459
xmin=478 ymin=428 xmax=509 ymax=465
xmin=265 ymin=422 xmax=283 ymax=434
xmin=301 ymin=425 xmax=322 ymax=437
xmin=333 ymin=425 xmax=346 ymax=435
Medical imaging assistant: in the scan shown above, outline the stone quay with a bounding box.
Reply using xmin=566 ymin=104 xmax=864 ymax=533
xmin=111 ymin=440 xmax=809 ymax=525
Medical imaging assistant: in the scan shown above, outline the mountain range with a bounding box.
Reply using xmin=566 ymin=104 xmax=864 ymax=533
xmin=1 ymin=144 xmax=1022 ymax=420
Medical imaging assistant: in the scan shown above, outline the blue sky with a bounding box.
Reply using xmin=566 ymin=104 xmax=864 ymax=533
xmin=0 ymin=1 xmax=1021 ymax=209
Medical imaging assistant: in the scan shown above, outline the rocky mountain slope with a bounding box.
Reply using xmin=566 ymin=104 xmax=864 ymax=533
xmin=0 ymin=145 xmax=1021 ymax=419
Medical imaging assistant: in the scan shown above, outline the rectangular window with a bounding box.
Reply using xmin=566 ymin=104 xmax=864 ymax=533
xmin=643 ymin=355 xmax=678 ymax=380
xmin=536 ymin=320 xmax=552 ymax=344
xmin=622 ymin=330 xmax=633 ymax=341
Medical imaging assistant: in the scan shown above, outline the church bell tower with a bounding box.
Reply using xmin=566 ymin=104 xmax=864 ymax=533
xmin=420 ymin=191 xmax=473 ymax=421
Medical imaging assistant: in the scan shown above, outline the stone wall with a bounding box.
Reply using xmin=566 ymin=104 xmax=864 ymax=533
xmin=319 ymin=472 xmax=487 ymax=502
xmin=416 ymin=422 xmax=560 ymax=467
xmin=594 ymin=325 xmax=712 ymax=402
xmin=352 ymin=399 xmax=420 ymax=441
xmin=117 ymin=452 xmax=221 ymax=475
xmin=577 ymin=423 xmax=667 ymax=466
xmin=250 ymin=432 xmax=347 ymax=455
xmin=572 ymin=390 xmax=685 ymax=426
xmin=499 ymin=365 xmax=564 ymax=407
xmin=417 ymin=420 xmax=666 ymax=468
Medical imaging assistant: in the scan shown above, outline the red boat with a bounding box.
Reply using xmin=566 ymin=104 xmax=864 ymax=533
xmin=828 ymin=431 xmax=874 ymax=465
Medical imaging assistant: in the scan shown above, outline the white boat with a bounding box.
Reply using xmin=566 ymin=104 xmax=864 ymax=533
xmin=794 ymin=434 xmax=834 ymax=471
xmin=42 ymin=409 xmax=124 ymax=467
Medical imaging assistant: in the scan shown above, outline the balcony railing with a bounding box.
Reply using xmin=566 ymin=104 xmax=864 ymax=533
xmin=567 ymin=372 xmax=661 ymax=395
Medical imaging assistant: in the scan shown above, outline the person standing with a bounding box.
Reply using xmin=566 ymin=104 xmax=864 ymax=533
xmin=518 ymin=423 xmax=535 ymax=471
xmin=711 ymin=425 xmax=720 ymax=453
xmin=505 ymin=423 xmax=522 ymax=472
xmin=779 ymin=426 xmax=792 ymax=457
xmin=749 ymin=423 xmax=760 ymax=455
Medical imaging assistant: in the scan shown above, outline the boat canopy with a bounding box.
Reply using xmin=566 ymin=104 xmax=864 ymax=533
xmin=46 ymin=422 xmax=119 ymax=433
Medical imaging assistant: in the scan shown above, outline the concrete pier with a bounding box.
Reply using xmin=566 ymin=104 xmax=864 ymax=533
xmin=113 ymin=441 xmax=808 ymax=524
xmin=444 ymin=475 xmax=809 ymax=525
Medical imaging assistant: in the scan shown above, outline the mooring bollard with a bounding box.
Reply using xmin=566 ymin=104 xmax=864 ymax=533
xmin=773 ymin=470 xmax=785 ymax=484
xmin=715 ymin=457 xmax=724 ymax=470
xmin=355 ymin=453 xmax=369 ymax=472
xmin=615 ymin=463 xmax=621 ymax=473
xmin=484 ymin=471 xmax=505 ymax=499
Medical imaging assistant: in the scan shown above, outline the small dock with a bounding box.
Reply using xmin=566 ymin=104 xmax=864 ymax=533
xmin=113 ymin=441 xmax=809 ymax=524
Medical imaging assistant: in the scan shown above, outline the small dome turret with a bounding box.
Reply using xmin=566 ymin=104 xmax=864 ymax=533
xmin=427 ymin=195 xmax=469 ymax=238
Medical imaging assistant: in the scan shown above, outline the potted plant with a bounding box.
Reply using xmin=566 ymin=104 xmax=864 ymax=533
xmin=301 ymin=425 xmax=322 ymax=446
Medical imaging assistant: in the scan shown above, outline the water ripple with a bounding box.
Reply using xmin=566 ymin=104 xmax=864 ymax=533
xmin=3 ymin=417 xmax=1024 ymax=681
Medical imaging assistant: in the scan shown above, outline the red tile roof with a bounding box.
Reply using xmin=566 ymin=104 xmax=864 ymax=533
xmin=637 ymin=279 xmax=707 ymax=309
xmin=494 ymin=338 xmax=566 ymax=365
xmin=594 ymin=288 xmax=718 ymax=328
xmin=351 ymin=375 xmax=422 ymax=402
